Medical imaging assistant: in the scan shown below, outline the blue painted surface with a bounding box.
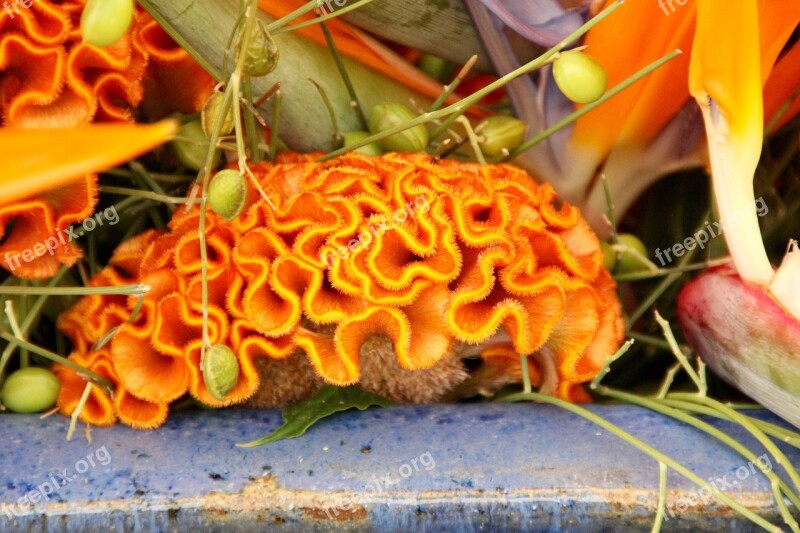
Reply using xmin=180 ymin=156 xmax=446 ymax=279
xmin=0 ymin=404 xmax=797 ymax=531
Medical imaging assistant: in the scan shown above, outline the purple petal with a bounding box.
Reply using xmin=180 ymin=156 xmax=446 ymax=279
xmin=476 ymin=0 xmax=586 ymax=47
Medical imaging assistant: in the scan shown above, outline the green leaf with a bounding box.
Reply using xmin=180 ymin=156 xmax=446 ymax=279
xmin=237 ymin=386 xmax=392 ymax=448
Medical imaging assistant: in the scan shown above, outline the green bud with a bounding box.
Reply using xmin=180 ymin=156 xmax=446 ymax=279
xmin=601 ymin=241 xmax=617 ymax=272
xmin=553 ymin=50 xmax=608 ymax=104
xmin=239 ymin=24 xmax=279 ymax=77
xmin=208 ymin=169 xmax=248 ymax=221
xmin=343 ymin=131 xmax=384 ymax=156
xmin=202 ymin=344 xmax=240 ymax=401
xmin=1 ymin=367 xmax=61 ymax=413
xmin=418 ymin=53 xmax=455 ymax=82
xmin=173 ymin=120 xmax=218 ymax=172
xmin=478 ymin=116 xmax=527 ymax=158
xmin=368 ymin=103 xmax=429 ymax=153
xmin=201 ymin=93 xmax=235 ymax=138
xmin=80 ymin=0 xmax=134 ymax=48
xmin=614 ymin=234 xmax=651 ymax=275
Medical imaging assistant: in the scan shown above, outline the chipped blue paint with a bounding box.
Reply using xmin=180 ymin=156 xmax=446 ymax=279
xmin=0 ymin=404 xmax=797 ymax=531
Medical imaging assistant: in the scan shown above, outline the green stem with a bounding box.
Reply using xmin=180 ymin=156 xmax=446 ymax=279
xmin=599 ymin=387 xmax=800 ymax=523
xmin=653 ymin=311 xmax=706 ymax=395
xmin=667 ymin=393 xmax=800 ymax=495
xmin=0 ymin=285 xmax=149 ymax=297
xmin=501 ymin=391 xmax=779 ymax=531
xmin=0 ymin=331 xmax=114 ymax=394
xmin=520 ymin=354 xmax=531 ymax=394
xmin=651 ymin=462 xmax=668 ymax=533
xmin=615 ymin=257 xmax=731 ymax=282
xmin=0 ymin=268 xmax=67 ymax=383
xmin=266 ymin=0 xmax=319 ymax=32
xmin=661 ymin=399 xmax=800 ymax=449
xmin=321 ymin=0 xmax=628 ymax=160
xmin=136 ymin=0 xmax=221 ymax=81
xmin=319 ymin=19 xmax=368 ymax=130
xmin=504 ymin=50 xmax=682 ymax=160
xmin=271 ymin=0 xmax=378 ymax=35
xmin=100 ymin=186 xmax=197 ymax=205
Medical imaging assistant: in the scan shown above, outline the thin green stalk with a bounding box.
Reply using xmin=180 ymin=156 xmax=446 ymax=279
xmin=67 ymin=382 xmax=92 ymax=442
xmin=4 ymin=301 xmax=25 ymax=367
xmin=590 ymin=339 xmax=634 ymax=389
xmin=272 ymin=0 xmax=378 ymax=35
xmin=243 ymin=78 xmax=264 ymax=163
xmin=668 ymin=393 xmax=800 ymax=496
xmin=520 ymin=354 xmax=531 ymax=394
xmin=651 ymin=462 xmax=668 ymax=533
xmin=321 ymin=0 xmax=628 ymax=160
xmin=654 ymin=311 xmax=706 ymax=395
xmin=429 ymin=112 xmax=466 ymax=143
xmin=319 ymin=19 xmax=368 ymax=129
xmin=100 ymin=186 xmax=198 ymax=205
xmin=428 ymin=56 xmax=478 ymax=114
xmin=655 ymin=363 xmax=681 ymax=399
xmin=129 ymin=161 xmax=175 ymax=213
xmin=614 ymin=257 xmax=731 ymax=282
xmin=0 ymin=331 xmax=114 ymax=393
xmin=661 ymin=399 xmax=800 ymax=449
xmin=626 ymin=208 xmax=709 ymax=325
xmin=457 ymin=116 xmax=485 ymax=164
xmin=136 ymin=0 xmax=221 ymax=80
xmin=266 ymin=0 xmax=319 ymax=32
xmin=310 ymin=79 xmax=343 ymax=147
xmin=0 ymin=285 xmax=149 ymax=297
xmin=0 ymin=268 xmax=67 ymax=382
xmin=269 ymin=91 xmax=283 ymax=162
xmin=598 ymin=386 xmax=800 ymax=524
xmin=504 ymin=50 xmax=682 ymax=160
xmin=501 ymin=391 xmax=779 ymax=532
xmin=601 ymin=175 xmax=619 ymax=242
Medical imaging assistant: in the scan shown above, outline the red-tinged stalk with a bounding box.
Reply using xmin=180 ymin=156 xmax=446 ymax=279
xmin=678 ymin=265 xmax=800 ymax=429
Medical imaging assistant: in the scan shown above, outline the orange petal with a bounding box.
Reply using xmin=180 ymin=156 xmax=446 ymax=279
xmin=0 ymin=120 xmax=178 ymax=205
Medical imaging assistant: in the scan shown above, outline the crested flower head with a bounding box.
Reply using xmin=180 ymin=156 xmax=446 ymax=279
xmin=0 ymin=0 xmax=212 ymax=279
xmin=56 ymin=152 xmax=624 ymax=429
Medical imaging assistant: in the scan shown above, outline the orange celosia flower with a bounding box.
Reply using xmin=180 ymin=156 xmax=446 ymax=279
xmin=0 ymin=1 xmax=212 ymax=279
xmin=57 ymin=152 xmax=624 ymax=429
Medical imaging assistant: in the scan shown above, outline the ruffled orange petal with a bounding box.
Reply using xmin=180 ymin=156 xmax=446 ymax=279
xmin=112 ymin=323 xmax=190 ymax=403
xmin=58 ymin=152 xmax=624 ymax=428
xmin=136 ymin=13 xmax=214 ymax=118
xmin=114 ymin=387 xmax=168 ymax=430
xmin=53 ymin=351 xmax=116 ymax=427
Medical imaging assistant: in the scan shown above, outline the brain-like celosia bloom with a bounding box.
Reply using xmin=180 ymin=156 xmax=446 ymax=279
xmin=0 ymin=1 xmax=212 ymax=278
xmin=55 ymin=152 xmax=624 ymax=429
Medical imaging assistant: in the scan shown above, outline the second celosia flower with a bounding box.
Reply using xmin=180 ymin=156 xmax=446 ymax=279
xmin=56 ymin=152 xmax=624 ymax=429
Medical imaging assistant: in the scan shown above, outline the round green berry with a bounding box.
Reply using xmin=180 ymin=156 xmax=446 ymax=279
xmin=553 ymin=50 xmax=608 ymax=104
xmin=478 ymin=116 xmax=527 ymax=158
xmin=1 ymin=367 xmax=61 ymax=414
xmin=614 ymin=234 xmax=651 ymax=275
xmin=80 ymin=0 xmax=135 ymax=48
xmin=208 ymin=169 xmax=248 ymax=221
xmin=368 ymin=103 xmax=429 ymax=153
xmin=173 ymin=120 xmax=218 ymax=172
xmin=343 ymin=131 xmax=383 ymax=156
xmin=202 ymin=344 xmax=240 ymax=401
